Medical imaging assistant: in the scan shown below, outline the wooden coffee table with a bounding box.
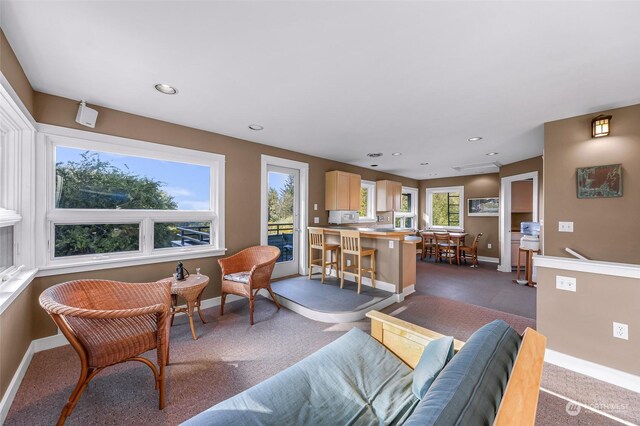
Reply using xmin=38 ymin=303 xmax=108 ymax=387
xmin=169 ymin=274 xmax=209 ymax=340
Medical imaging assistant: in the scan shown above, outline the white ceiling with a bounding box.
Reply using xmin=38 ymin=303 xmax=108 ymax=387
xmin=3 ymin=1 xmax=640 ymax=179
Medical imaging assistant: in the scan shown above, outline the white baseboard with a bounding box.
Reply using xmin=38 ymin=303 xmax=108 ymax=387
xmin=545 ymin=349 xmax=640 ymax=393
xmin=477 ymin=256 xmax=499 ymax=264
xmin=0 ymin=342 xmax=34 ymax=424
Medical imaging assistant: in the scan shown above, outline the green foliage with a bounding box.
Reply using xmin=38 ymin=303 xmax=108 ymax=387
xmin=432 ymin=192 xmax=460 ymax=226
xmin=359 ymin=187 xmax=368 ymax=217
xmin=268 ymin=174 xmax=295 ymax=225
xmin=54 ymin=151 xmax=179 ymax=257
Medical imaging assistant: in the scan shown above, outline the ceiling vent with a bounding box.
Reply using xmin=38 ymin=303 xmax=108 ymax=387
xmin=451 ymin=161 xmax=501 ymax=174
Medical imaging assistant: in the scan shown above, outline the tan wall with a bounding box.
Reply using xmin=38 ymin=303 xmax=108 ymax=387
xmin=29 ymin=91 xmax=418 ymax=339
xmin=0 ymin=28 xmax=34 ymax=115
xmin=418 ymin=174 xmax=500 ymax=258
xmin=0 ymin=286 xmax=34 ymax=399
xmin=537 ymin=267 xmax=640 ymax=375
xmin=544 ymin=103 xmax=640 ymax=263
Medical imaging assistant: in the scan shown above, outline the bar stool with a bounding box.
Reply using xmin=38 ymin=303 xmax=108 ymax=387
xmin=308 ymin=228 xmax=340 ymax=283
xmin=339 ymin=230 xmax=376 ymax=294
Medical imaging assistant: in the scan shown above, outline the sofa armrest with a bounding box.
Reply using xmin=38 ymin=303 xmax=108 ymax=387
xmin=366 ymin=310 xmax=465 ymax=369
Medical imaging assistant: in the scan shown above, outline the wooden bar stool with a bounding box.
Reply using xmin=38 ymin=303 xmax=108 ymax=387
xmin=339 ymin=230 xmax=376 ymax=294
xmin=308 ymin=228 xmax=340 ymax=283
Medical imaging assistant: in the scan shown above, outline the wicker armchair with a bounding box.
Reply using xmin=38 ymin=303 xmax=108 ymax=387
xmin=219 ymin=245 xmax=281 ymax=325
xmin=39 ymin=279 xmax=172 ymax=426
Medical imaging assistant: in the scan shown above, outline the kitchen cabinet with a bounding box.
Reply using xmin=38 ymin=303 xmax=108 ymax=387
xmin=376 ymin=180 xmax=402 ymax=212
xmin=325 ymin=171 xmax=361 ymax=211
xmin=511 ymin=180 xmax=533 ymax=213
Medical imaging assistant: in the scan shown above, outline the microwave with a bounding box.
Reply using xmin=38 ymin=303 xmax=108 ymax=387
xmin=328 ymin=211 xmax=359 ymax=224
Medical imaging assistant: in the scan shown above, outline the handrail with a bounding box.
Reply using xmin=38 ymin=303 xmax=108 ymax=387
xmin=565 ymin=247 xmax=589 ymax=260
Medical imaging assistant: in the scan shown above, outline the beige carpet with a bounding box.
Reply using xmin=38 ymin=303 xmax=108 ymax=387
xmin=5 ymin=295 xmax=636 ymax=425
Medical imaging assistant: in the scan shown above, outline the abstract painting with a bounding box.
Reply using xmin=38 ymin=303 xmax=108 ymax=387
xmin=576 ymin=164 xmax=622 ymax=199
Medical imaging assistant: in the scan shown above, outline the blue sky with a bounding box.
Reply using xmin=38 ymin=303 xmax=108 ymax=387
xmin=268 ymin=171 xmax=289 ymax=193
xmin=56 ymin=147 xmax=210 ymax=210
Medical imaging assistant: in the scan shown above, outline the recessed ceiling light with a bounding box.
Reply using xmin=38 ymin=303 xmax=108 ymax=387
xmin=468 ymin=137 xmax=483 ymax=142
xmin=154 ymin=83 xmax=178 ymax=95
xmin=367 ymin=152 xmax=383 ymax=158
xmin=420 ymin=162 xmax=429 ymax=165
xmin=486 ymin=152 xmax=499 ymax=156
xmin=371 ymin=164 xmax=379 ymax=167
xmin=248 ymin=124 xmax=264 ymax=131
xmin=392 ymin=152 xmax=402 ymax=156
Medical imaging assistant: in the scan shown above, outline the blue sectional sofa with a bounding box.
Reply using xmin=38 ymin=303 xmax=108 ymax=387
xmin=183 ymin=311 xmax=545 ymax=426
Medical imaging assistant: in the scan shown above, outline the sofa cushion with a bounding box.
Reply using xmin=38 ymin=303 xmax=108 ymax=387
xmin=412 ymin=336 xmax=455 ymax=399
xmin=182 ymin=328 xmax=418 ymax=426
xmin=404 ymin=320 xmax=521 ymax=426
xmin=223 ymin=271 xmax=251 ymax=284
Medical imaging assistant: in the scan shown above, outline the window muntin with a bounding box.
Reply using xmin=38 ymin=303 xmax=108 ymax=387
xmin=426 ymin=186 xmax=464 ymax=230
xmin=359 ymin=180 xmax=376 ymax=222
xmin=395 ymin=187 xmax=418 ymax=229
xmin=55 ymin=147 xmax=211 ymax=210
xmin=43 ymin=131 xmax=224 ymax=267
xmin=54 ymin=223 xmax=140 ymax=258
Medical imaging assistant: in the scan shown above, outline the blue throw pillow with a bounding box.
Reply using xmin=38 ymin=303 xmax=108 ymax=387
xmin=412 ymin=336 xmax=455 ymax=399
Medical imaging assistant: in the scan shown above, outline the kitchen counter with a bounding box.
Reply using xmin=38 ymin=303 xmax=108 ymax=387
xmin=308 ymin=226 xmax=418 ymax=295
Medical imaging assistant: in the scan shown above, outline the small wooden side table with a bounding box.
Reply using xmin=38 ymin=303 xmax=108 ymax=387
xmin=516 ymin=248 xmax=539 ymax=287
xmin=169 ymin=274 xmax=209 ymax=340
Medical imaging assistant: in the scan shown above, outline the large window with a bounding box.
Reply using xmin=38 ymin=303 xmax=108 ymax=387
xmin=39 ymin=130 xmax=225 ymax=269
xmin=395 ymin=187 xmax=418 ymax=229
xmin=359 ymin=180 xmax=376 ymax=222
xmin=426 ymin=186 xmax=464 ymax=230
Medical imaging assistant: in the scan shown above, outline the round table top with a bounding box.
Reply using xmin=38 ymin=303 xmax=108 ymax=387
xmin=170 ymin=274 xmax=209 ymax=293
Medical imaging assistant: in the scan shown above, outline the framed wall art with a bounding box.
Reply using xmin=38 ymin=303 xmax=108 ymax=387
xmin=468 ymin=197 xmax=499 ymax=216
xmin=576 ymin=164 xmax=622 ymax=199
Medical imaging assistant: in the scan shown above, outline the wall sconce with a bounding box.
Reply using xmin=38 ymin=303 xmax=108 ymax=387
xmin=591 ymin=115 xmax=612 ymax=138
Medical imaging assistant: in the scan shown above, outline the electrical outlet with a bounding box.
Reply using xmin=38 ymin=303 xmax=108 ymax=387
xmin=314 ymin=217 xmax=319 ymax=224
xmin=559 ymin=221 xmax=574 ymax=232
xmin=556 ymin=275 xmax=577 ymax=292
xmin=314 ymin=203 xmax=318 ymax=211
xmin=613 ymin=322 xmax=629 ymax=340
xmin=487 ymin=243 xmax=492 ymax=249
xmin=389 ymin=240 xmax=394 ymax=249
xmin=346 ymin=259 xmax=352 ymax=267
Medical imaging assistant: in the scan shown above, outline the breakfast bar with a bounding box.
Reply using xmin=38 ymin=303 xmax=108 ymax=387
xmin=307 ymin=226 xmax=420 ymax=296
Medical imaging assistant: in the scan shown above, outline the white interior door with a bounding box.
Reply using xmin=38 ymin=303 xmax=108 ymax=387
xmin=266 ymin=165 xmax=300 ymax=277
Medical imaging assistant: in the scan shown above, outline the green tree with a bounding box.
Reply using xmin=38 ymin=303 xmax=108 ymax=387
xmin=268 ymin=187 xmax=280 ymax=222
xmin=55 ymin=151 xmax=178 ymax=256
xmin=277 ymin=174 xmax=295 ymax=223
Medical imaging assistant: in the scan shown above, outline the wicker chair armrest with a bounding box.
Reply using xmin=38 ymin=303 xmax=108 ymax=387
xmin=248 ymin=258 xmax=277 ymax=288
xmin=40 ymin=298 xmax=167 ymax=319
xmin=218 ymin=253 xmax=249 ymax=275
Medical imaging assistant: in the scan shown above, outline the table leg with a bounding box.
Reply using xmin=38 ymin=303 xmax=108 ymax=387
xmin=196 ymin=292 xmax=207 ymax=324
xmin=188 ymin=314 xmax=197 ymax=340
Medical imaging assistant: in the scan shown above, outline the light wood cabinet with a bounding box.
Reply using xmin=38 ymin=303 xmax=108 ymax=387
xmin=376 ymin=180 xmax=402 ymax=212
xmin=511 ymin=181 xmax=533 ymax=213
xmin=325 ymin=171 xmax=361 ymax=211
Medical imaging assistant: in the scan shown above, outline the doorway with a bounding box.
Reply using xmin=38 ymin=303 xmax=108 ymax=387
xmin=498 ymin=172 xmax=539 ymax=272
xmin=260 ymin=155 xmax=308 ymax=278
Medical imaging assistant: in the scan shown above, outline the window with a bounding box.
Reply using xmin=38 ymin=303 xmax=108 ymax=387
xmin=426 ymin=186 xmax=464 ymax=230
xmin=359 ymin=180 xmax=376 ymax=222
xmin=394 ymin=187 xmax=418 ymax=229
xmin=39 ymin=129 xmax=225 ymax=269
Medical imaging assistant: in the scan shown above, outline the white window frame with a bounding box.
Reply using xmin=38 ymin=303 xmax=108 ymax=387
xmin=0 ymin=81 xmax=37 ymax=314
xmin=395 ymin=186 xmax=419 ymax=229
xmin=425 ymin=186 xmax=465 ymax=231
xmin=359 ymin=180 xmax=377 ymax=222
xmin=35 ymin=124 xmax=226 ymax=275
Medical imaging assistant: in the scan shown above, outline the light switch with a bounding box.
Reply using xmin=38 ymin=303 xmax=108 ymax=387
xmin=314 ymin=203 xmax=318 ymax=211
xmin=389 ymin=240 xmax=394 ymax=249
xmin=559 ymin=221 xmax=574 ymax=232
xmin=314 ymin=217 xmax=319 ymax=224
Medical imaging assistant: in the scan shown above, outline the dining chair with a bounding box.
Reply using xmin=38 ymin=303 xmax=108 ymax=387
xmin=308 ymin=228 xmax=340 ymax=283
xmin=460 ymin=233 xmax=483 ymax=268
xmin=420 ymin=232 xmax=435 ymax=260
xmin=339 ymin=230 xmax=376 ymax=294
xmin=434 ymin=232 xmax=456 ymax=264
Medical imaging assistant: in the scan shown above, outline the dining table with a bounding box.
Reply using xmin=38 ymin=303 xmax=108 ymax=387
xmin=420 ymin=230 xmax=469 ymax=265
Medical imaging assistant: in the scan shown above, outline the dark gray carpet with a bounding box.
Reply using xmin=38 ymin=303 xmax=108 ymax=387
xmin=272 ymin=275 xmax=393 ymax=312
xmin=416 ymin=256 xmax=537 ymax=319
